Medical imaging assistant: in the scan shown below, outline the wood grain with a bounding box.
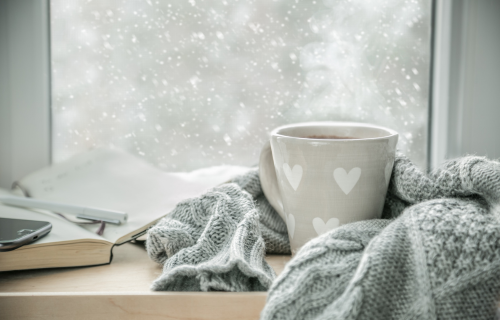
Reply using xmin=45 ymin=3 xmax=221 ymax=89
xmin=0 ymin=242 xmax=292 ymax=320
xmin=1 ymin=293 xmax=269 ymax=320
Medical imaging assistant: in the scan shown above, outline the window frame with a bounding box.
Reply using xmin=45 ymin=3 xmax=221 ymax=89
xmin=429 ymin=0 xmax=452 ymax=171
xmin=0 ymin=0 xmax=448 ymax=187
xmin=0 ymin=0 xmax=51 ymax=189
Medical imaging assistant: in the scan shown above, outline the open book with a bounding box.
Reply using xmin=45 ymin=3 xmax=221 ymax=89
xmin=0 ymin=149 xmax=249 ymax=272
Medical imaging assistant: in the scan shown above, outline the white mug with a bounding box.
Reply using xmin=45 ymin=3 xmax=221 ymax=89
xmin=259 ymin=122 xmax=398 ymax=254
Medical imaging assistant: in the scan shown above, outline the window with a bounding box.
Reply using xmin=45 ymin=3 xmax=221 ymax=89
xmin=51 ymin=0 xmax=431 ymax=171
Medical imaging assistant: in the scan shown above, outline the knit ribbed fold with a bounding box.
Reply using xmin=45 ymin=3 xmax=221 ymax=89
xmin=146 ymin=169 xmax=290 ymax=292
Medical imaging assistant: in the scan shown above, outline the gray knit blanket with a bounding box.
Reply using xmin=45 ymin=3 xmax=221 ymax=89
xmin=146 ymin=171 xmax=290 ymax=291
xmin=146 ymin=154 xmax=500 ymax=319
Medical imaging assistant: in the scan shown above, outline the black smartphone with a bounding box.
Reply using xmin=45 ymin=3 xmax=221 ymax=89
xmin=0 ymin=218 xmax=52 ymax=252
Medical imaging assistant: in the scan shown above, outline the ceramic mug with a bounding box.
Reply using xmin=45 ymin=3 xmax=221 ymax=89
xmin=259 ymin=122 xmax=398 ymax=254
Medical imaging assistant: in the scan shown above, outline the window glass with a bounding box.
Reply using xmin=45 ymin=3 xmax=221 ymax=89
xmin=51 ymin=0 xmax=431 ymax=170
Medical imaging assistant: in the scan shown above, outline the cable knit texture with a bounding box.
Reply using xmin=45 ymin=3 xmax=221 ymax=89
xmin=146 ymin=169 xmax=290 ymax=291
xmin=261 ymin=153 xmax=500 ymax=320
xmin=147 ymin=153 xmax=500 ymax=319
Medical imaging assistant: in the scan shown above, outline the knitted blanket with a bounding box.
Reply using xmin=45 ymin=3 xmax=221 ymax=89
xmin=146 ymin=154 xmax=500 ymax=319
xmin=146 ymin=171 xmax=290 ymax=291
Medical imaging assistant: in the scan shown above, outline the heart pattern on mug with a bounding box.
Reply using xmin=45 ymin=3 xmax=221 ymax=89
xmin=312 ymin=217 xmax=340 ymax=236
xmin=333 ymin=167 xmax=361 ymax=195
xmin=283 ymin=163 xmax=303 ymax=191
xmin=286 ymin=213 xmax=296 ymax=239
xmin=385 ymin=162 xmax=393 ymax=185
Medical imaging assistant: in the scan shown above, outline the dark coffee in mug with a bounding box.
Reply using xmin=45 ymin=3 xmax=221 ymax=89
xmin=306 ymin=135 xmax=357 ymax=139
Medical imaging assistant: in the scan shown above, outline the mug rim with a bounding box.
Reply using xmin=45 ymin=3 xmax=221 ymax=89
xmin=270 ymin=121 xmax=398 ymax=142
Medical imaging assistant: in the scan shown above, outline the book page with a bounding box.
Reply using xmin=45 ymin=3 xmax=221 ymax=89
xmin=0 ymin=189 xmax=106 ymax=246
xmin=16 ymin=149 xmax=250 ymax=244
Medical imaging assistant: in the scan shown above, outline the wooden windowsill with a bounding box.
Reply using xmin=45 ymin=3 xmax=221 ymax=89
xmin=0 ymin=242 xmax=292 ymax=320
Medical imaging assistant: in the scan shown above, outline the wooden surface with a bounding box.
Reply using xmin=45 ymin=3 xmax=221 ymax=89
xmin=0 ymin=242 xmax=291 ymax=320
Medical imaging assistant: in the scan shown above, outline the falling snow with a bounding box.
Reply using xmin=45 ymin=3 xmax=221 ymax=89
xmin=51 ymin=0 xmax=431 ymax=170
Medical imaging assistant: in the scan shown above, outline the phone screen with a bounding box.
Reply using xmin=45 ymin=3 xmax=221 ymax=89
xmin=0 ymin=218 xmax=51 ymax=242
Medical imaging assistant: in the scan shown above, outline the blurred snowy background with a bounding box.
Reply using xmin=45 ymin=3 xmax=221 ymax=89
xmin=51 ymin=0 xmax=431 ymax=171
